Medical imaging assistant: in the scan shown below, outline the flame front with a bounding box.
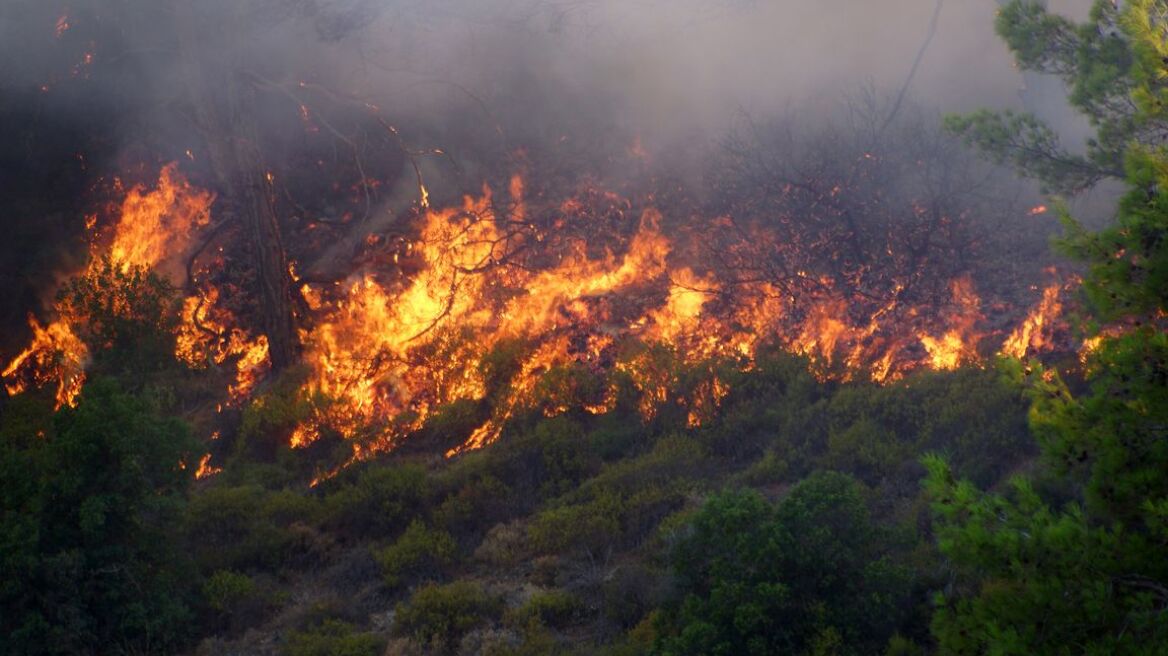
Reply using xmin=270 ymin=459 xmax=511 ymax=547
xmin=292 ymin=176 xmax=1071 ymax=464
xmin=3 ymin=163 xmax=1077 ymax=475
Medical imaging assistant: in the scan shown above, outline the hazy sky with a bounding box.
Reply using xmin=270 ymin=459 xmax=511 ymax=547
xmin=294 ymin=0 xmax=1095 ymax=144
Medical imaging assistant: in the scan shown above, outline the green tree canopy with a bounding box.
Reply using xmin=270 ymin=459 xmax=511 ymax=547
xmin=927 ymin=1 xmax=1168 ymax=653
xmin=658 ymin=472 xmax=912 ymax=656
xmin=0 ymin=379 xmax=199 ymax=655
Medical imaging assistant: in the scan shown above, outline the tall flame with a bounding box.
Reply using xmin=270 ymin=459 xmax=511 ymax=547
xmin=3 ymin=163 xmax=234 ymax=407
xmin=108 ymin=162 xmax=215 ymax=275
xmin=4 ymin=160 xmax=1081 ymax=477
xmin=1001 ymin=284 xmax=1062 ymax=360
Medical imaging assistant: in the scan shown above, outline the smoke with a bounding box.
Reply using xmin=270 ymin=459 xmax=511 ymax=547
xmin=0 ymin=0 xmax=1100 ymax=350
xmin=0 ymin=0 xmax=1100 ymax=170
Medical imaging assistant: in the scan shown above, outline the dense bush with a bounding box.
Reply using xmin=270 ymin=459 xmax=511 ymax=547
xmin=320 ymin=463 xmax=433 ymax=539
xmin=393 ymin=581 xmax=503 ymax=653
xmin=504 ymin=590 xmax=582 ymax=630
xmin=377 ymin=520 xmax=457 ymax=588
xmin=184 ymin=484 xmax=309 ymax=571
xmin=657 ymin=473 xmax=914 ymax=655
xmin=0 ymin=379 xmax=199 ymax=655
xmin=284 ymin=618 xmax=385 ymax=656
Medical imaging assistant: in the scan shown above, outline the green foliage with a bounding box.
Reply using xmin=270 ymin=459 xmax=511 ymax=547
xmin=505 ymin=590 xmax=582 ymax=629
xmin=731 ymin=449 xmax=790 ymax=487
xmin=528 ymin=415 xmax=601 ymax=498
xmin=945 ymin=1 xmax=1133 ymax=194
xmin=657 ymin=474 xmax=913 ymax=656
xmin=527 ymin=436 xmax=698 ymax=557
xmin=201 ymin=569 xmax=282 ymax=635
xmin=924 ymin=455 xmax=1168 ymax=654
xmin=433 ymin=474 xmax=514 ymax=538
xmin=393 ymin=581 xmax=502 ymax=653
xmin=236 ymin=367 xmax=315 ymax=461
xmin=528 ymin=490 xmax=624 ymax=555
xmin=60 ymin=258 xmax=181 ymax=381
xmin=821 ymin=368 xmax=1032 ymax=487
xmin=184 ymin=484 xmax=316 ymax=571
xmin=699 ymin=352 xmax=824 ymax=463
xmin=927 ymin=2 xmax=1168 ymax=653
xmin=377 ymin=519 xmax=457 ymax=588
xmin=0 ymin=378 xmax=199 ymax=655
xmin=320 ymin=463 xmax=433 ymax=539
xmin=284 ymin=618 xmax=385 ymax=656
xmin=203 ymin=570 xmax=257 ymax=613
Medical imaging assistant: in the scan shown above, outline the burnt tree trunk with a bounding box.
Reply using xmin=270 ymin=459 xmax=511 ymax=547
xmin=173 ymin=2 xmax=300 ymax=372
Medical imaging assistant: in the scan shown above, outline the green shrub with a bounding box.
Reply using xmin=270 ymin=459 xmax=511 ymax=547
xmin=823 ymin=368 xmax=1031 ymax=487
xmin=184 ymin=485 xmax=298 ymax=571
xmin=235 ymin=367 xmax=315 ymax=461
xmin=203 ymin=570 xmax=256 ymax=613
xmin=1 ymin=379 xmax=198 ymax=655
xmin=433 ymin=474 xmax=514 ymax=537
xmin=377 ymin=520 xmax=457 ymax=588
xmin=393 ymin=581 xmax=501 ymax=652
xmin=474 ymin=520 xmax=529 ymax=565
xmin=575 ymin=434 xmax=706 ymax=499
xmin=732 ymin=449 xmax=790 ymax=486
xmin=321 ymin=463 xmax=432 ymax=539
xmin=821 ymin=416 xmax=908 ymax=485
xmin=505 ymin=590 xmax=582 ymax=629
xmin=530 ymin=415 xmax=600 ymax=498
xmin=202 ymin=569 xmax=279 ymax=634
xmin=528 ymin=491 xmax=623 ymax=555
xmin=659 ymin=473 xmax=914 ymax=655
xmin=601 ymin=563 xmax=664 ymax=629
xmin=284 ymin=619 xmax=385 ymax=656
xmin=58 ymin=258 xmax=181 ymax=382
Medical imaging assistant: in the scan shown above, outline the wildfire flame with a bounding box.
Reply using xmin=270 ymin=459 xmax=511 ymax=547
xmin=919 ymin=277 xmax=984 ymax=371
xmin=194 ymin=453 xmax=222 ymax=480
xmin=1001 ymin=284 xmax=1063 ymax=359
xmin=292 ymin=175 xmax=1075 ymax=468
xmin=2 ymin=315 xmax=88 ymax=409
xmin=1 ymin=163 xmax=267 ymax=410
xmin=108 ymin=163 xmax=214 ymax=275
xmin=4 ymin=159 xmax=1082 ymax=479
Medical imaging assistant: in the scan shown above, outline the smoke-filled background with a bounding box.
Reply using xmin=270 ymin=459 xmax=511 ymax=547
xmin=0 ymin=0 xmax=1097 ymax=359
xmin=0 ymin=0 xmax=1095 ymax=165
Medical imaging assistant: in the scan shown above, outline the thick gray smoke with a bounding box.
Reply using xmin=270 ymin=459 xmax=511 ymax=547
xmin=0 ymin=0 xmax=1100 ymax=356
xmin=0 ymin=0 xmax=1095 ymax=161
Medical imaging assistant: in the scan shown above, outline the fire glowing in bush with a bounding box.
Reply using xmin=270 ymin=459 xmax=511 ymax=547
xmin=4 ymin=162 xmax=1078 ymax=470
xmin=2 ymin=162 xmax=269 ymax=408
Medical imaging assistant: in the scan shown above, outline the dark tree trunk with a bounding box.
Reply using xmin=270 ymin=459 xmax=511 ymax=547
xmin=173 ymin=1 xmax=300 ymax=371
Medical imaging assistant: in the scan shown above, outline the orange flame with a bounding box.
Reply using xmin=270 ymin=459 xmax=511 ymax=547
xmin=2 ymin=315 xmax=88 ymax=409
xmin=108 ymin=162 xmax=215 ymax=276
xmin=194 ymin=453 xmax=222 ymax=480
xmin=4 ymin=163 xmax=228 ymax=407
xmin=919 ymin=277 xmax=984 ymax=371
xmin=287 ymin=175 xmax=1087 ymax=464
xmin=1001 ymin=284 xmax=1062 ymax=359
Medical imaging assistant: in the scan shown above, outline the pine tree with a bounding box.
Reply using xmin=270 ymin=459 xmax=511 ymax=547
xmin=925 ymin=2 xmax=1168 ymax=652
